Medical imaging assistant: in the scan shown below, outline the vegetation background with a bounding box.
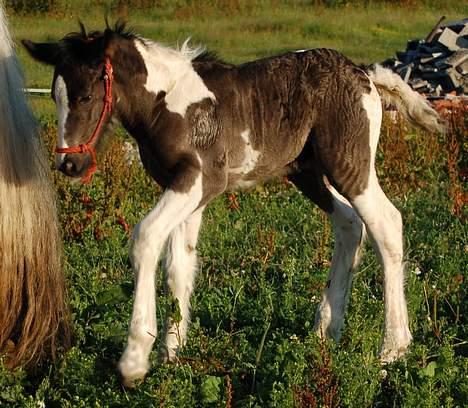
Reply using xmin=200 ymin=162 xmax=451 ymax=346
xmin=1 ymin=0 xmax=467 ymax=406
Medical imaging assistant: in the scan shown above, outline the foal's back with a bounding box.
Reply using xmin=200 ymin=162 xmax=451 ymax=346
xmin=193 ymin=48 xmax=374 ymax=195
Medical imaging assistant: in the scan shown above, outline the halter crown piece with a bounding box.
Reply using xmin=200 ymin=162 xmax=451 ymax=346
xmin=56 ymin=57 xmax=114 ymax=184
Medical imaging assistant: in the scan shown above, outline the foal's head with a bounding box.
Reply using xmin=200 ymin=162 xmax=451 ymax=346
xmin=23 ymin=23 xmax=132 ymax=180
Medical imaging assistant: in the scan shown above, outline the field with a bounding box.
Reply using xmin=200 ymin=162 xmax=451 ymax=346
xmin=1 ymin=1 xmax=467 ymax=407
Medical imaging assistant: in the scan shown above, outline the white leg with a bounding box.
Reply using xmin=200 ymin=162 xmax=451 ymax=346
xmin=314 ymin=186 xmax=366 ymax=341
xmin=118 ymin=174 xmax=203 ymax=387
xmin=351 ymin=172 xmax=412 ymax=363
xmin=161 ymin=206 xmax=204 ymax=362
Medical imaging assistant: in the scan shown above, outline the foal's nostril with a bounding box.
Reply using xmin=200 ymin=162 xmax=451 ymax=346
xmin=59 ymin=159 xmax=77 ymax=176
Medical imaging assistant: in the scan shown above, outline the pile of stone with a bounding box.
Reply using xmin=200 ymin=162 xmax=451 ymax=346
xmin=382 ymin=17 xmax=468 ymax=98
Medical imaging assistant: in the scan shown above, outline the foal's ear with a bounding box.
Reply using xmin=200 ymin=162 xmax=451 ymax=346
xmin=22 ymin=40 xmax=61 ymax=66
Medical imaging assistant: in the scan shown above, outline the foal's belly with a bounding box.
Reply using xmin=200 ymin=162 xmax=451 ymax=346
xmin=226 ymin=128 xmax=308 ymax=190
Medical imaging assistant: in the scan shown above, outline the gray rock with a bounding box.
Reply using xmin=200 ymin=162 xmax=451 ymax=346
xmin=437 ymin=28 xmax=460 ymax=51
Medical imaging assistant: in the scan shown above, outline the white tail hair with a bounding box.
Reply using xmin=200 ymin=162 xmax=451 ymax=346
xmin=0 ymin=2 xmax=70 ymax=368
xmin=367 ymin=64 xmax=445 ymax=134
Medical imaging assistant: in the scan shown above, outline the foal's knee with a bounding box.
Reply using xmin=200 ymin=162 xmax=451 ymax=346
xmin=130 ymin=222 xmax=163 ymax=269
xmin=382 ymin=206 xmax=404 ymax=261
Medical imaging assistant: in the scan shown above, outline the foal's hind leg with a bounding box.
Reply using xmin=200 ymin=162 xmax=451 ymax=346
xmin=346 ymin=83 xmax=411 ymax=362
xmin=310 ymin=80 xmax=410 ymax=361
xmin=350 ymin=172 xmax=412 ymax=362
xmin=161 ymin=206 xmax=204 ymax=362
xmin=314 ymin=185 xmax=366 ymax=341
xmin=289 ymin=170 xmax=365 ymax=340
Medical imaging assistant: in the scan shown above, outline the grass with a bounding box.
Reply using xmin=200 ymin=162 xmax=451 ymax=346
xmin=2 ymin=1 xmax=467 ymax=407
xmin=13 ymin=0 xmax=467 ymax=116
xmin=10 ymin=1 xmax=467 ymax=85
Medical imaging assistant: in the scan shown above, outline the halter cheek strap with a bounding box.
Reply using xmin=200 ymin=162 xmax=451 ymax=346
xmin=56 ymin=57 xmax=114 ymax=184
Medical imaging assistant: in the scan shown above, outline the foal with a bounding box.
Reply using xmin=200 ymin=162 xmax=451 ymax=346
xmin=23 ymin=23 xmax=443 ymax=387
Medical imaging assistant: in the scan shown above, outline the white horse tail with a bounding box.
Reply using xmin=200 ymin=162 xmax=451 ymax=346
xmin=367 ymin=64 xmax=445 ymax=133
xmin=0 ymin=3 xmax=71 ymax=368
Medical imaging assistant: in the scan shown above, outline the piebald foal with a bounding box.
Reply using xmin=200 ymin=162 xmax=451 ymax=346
xmin=23 ymin=23 xmax=443 ymax=387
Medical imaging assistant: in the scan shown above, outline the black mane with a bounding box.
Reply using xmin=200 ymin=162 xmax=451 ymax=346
xmin=63 ymin=19 xmax=136 ymax=44
xmin=61 ymin=21 xmax=227 ymax=67
xmin=57 ymin=20 xmax=137 ymax=65
xmin=192 ymin=50 xmax=233 ymax=69
xmin=193 ymin=50 xmax=223 ymax=63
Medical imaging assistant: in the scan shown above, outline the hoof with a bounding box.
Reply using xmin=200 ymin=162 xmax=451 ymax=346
xmin=380 ymin=332 xmax=412 ymax=364
xmin=313 ymin=318 xmax=342 ymax=343
xmin=379 ymin=345 xmax=410 ymax=364
xmin=117 ymin=367 xmax=146 ymax=389
xmin=158 ymin=345 xmax=178 ymax=364
xmin=117 ymin=359 xmax=148 ymax=389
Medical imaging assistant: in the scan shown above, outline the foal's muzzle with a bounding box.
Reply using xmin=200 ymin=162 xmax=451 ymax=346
xmin=57 ymin=154 xmax=90 ymax=178
xmin=58 ymin=159 xmax=77 ymax=177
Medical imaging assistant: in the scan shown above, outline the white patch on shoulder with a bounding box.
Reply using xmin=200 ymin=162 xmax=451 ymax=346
xmin=361 ymin=80 xmax=382 ymax=170
xmin=134 ymin=40 xmax=215 ymax=117
xmin=134 ymin=41 xmax=170 ymax=99
xmin=229 ymin=129 xmax=261 ymax=175
xmin=54 ymin=75 xmax=70 ymax=164
xmin=294 ymin=49 xmax=309 ymax=53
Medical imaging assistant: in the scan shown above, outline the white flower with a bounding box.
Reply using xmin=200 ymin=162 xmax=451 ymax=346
xmin=289 ymin=334 xmax=299 ymax=342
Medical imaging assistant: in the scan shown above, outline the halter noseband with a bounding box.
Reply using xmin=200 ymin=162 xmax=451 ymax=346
xmin=56 ymin=57 xmax=114 ymax=184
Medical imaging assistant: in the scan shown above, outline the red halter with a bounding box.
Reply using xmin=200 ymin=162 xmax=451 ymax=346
xmin=56 ymin=57 xmax=114 ymax=184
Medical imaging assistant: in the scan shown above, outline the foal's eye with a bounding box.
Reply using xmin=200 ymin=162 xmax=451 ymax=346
xmin=78 ymin=95 xmax=92 ymax=104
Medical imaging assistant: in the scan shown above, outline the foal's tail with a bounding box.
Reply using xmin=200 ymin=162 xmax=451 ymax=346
xmin=0 ymin=3 xmax=71 ymax=368
xmin=367 ymin=64 xmax=445 ymax=133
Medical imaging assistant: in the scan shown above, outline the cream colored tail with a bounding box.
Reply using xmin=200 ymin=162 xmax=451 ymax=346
xmin=0 ymin=2 xmax=70 ymax=368
xmin=367 ymin=64 xmax=445 ymax=133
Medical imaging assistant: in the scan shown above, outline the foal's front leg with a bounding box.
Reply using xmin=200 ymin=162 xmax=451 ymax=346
xmin=118 ymin=171 xmax=203 ymax=388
